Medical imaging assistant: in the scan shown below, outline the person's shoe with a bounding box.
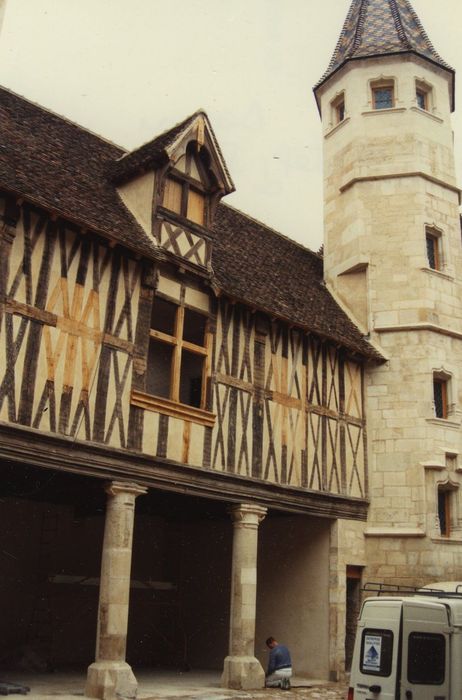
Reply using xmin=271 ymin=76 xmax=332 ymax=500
xmin=281 ymin=678 xmax=291 ymax=690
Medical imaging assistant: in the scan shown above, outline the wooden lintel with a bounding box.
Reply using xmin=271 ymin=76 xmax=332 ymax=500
xmin=0 ymin=422 xmax=369 ymax=520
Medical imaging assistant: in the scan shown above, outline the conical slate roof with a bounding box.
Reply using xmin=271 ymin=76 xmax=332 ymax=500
xmin=315 ymin=0 xmax=454 ymax=103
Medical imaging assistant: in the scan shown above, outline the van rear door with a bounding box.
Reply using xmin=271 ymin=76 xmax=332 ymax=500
xmin=350 ymin=600 xmax=402 ymax=700
xmin=400 ymin=599 xmax=450 ymax=700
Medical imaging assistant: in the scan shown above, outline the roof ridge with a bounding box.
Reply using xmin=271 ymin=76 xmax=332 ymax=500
xmin=114 ymin=109 xmax=205 ymax=164
xmin=402 ymin=0 xmax=447 ymax=66
xmin=353 ymin=0 xmax=368 ymax=52
xmin=389 ymin=0 xmax=412 ymax=49
xmin=219 ymin=202 xmax=323 ymax=261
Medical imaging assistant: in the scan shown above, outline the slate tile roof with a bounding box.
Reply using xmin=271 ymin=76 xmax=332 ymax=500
xmin=212 ymin=205 xmax=381 ymax=360
xmin=0 ymin=87 xmax=158 ymax=259
xmin=316 ymin=0 xmax=453 ymax=101
xmin=0 ymin=86 xmax=380 ymax=360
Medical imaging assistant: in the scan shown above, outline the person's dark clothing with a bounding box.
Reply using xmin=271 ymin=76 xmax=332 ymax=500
xmin=267 ymin=644 xmax=292 ymax=676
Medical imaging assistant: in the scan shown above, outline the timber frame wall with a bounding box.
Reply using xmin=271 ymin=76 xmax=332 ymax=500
xmin=0 ymin=194 xmax=368 ymax=519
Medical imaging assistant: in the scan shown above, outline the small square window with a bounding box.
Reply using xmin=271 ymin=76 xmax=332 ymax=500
xmin=336 ymin=100 xmax=345 ymax=123
xmin=372 ymin=85 xmax=394 ymax=110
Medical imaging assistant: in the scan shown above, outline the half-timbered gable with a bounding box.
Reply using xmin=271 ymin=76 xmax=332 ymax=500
xmin=110 ymin=111 xmax=234 ymax=276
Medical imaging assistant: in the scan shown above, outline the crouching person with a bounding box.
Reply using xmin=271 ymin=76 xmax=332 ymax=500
xmin=265 ymin=636 xmax=292 ymax=690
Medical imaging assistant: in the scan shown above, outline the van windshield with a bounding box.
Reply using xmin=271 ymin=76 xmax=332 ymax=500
xmin=360 ymin=628 xmax=393 ymax=677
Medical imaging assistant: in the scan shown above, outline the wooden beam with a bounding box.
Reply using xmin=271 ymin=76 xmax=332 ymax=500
xmin=0 ymin=422 xmax=369 ymax=520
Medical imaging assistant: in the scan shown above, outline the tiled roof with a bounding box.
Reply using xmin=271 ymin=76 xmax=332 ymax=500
xmin=316 ymin=0 xmax=454 ymax=100
xmin=212 ymin=205 xmax=382 ymax=360
xmin=0 ymin=87 xmax=158 ymax=259
xmin=0 ymin=86 xmax=380 ymax=360
xmin=108 ymin=110 xmax=234 ymax=190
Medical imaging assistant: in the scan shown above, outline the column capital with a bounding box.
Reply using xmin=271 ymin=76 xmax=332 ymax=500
xmin=229 ymin=503 xmax=267 ymax=529
xmin=105 ymin=481 xmax=147 ymax=499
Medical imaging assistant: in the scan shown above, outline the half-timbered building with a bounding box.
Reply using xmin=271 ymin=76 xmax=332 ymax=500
xmin=0 ymin=85 xmax=380 ymax=694
xmin=2 ymin=0 xmax=461 ymax=696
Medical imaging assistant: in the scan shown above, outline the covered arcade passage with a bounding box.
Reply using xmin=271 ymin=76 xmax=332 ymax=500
xmin=0 ymin=462 xmax=333 ymax=689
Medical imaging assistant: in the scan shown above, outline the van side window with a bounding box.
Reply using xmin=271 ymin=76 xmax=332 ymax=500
xmin=360 ymin=628 xmax=393 ymax=677
xmin=408 ymin=632 xmax=445 ymax=685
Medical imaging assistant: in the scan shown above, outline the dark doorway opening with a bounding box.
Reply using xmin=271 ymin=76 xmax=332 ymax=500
xmin=345 ymin=565 xmax=362 ymax=671
xmin=0 ymin=463 xmax=232 ymax=674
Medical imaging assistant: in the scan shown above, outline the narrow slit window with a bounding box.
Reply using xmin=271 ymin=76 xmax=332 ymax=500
xmin=438 ymin=489 xmax=451 ymax=537
xmin=426 ymin=228 xmax=441 ymax=270
xmin=433 ymin=378 xmax=448 ymax=419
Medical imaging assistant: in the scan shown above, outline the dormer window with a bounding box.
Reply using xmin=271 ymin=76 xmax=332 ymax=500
xmin=162 ymin=143 xmax=208 ymax=226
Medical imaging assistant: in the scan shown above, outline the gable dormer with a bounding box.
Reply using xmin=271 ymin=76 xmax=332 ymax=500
xmin=110 ymin=111 xmax=234 ymax=275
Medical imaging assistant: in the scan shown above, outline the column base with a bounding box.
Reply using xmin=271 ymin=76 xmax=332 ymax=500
xmin=85 ymin=661 xmax=137 ymax=700
xmin=221 ymin=655 xmax=265 ymax=690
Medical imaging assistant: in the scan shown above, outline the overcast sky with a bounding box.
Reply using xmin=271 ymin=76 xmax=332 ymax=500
xmin=0 ymin=0 xmax=460 ymax=251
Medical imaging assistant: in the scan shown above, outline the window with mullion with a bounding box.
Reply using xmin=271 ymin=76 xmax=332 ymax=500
xmin=373 ymin=86 xmax=394 ymax=110
xmin=147 ymin=296 xmax=209 ymax=408
xmin=162 ymin=146 xmax=207 ymax=226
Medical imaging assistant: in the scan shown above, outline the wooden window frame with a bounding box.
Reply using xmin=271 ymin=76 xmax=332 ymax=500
xmin=371 ymin=81 xmax=395 ymax=110
xmin=162 ymin=146 xmax=208 ymax=227
xmin=147 ymin=296 xmax=211 ymax=411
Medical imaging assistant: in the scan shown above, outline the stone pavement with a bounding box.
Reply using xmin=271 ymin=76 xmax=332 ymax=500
xmin=172 ymin=682 xmax=348 ymax=700
xmin=4 ymin=670 xmax=348 ymax=700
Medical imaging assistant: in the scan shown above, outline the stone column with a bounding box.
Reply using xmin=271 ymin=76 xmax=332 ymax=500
xmin=86 ymin=481 xmax=147 ymax=700
xmin=222 ymin=503 xmax=267 ymax=690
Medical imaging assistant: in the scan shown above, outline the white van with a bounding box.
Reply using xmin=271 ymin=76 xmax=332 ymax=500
xmin=348 ymin=582 xmax=462 ymax=700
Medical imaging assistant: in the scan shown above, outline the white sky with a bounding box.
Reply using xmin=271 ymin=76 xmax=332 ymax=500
xmin=0 ymin=0 xmax=460 ymax=251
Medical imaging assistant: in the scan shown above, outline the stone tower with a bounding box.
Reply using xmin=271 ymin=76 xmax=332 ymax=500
xmin=315 ymin=0 xmax=462 ymax=590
